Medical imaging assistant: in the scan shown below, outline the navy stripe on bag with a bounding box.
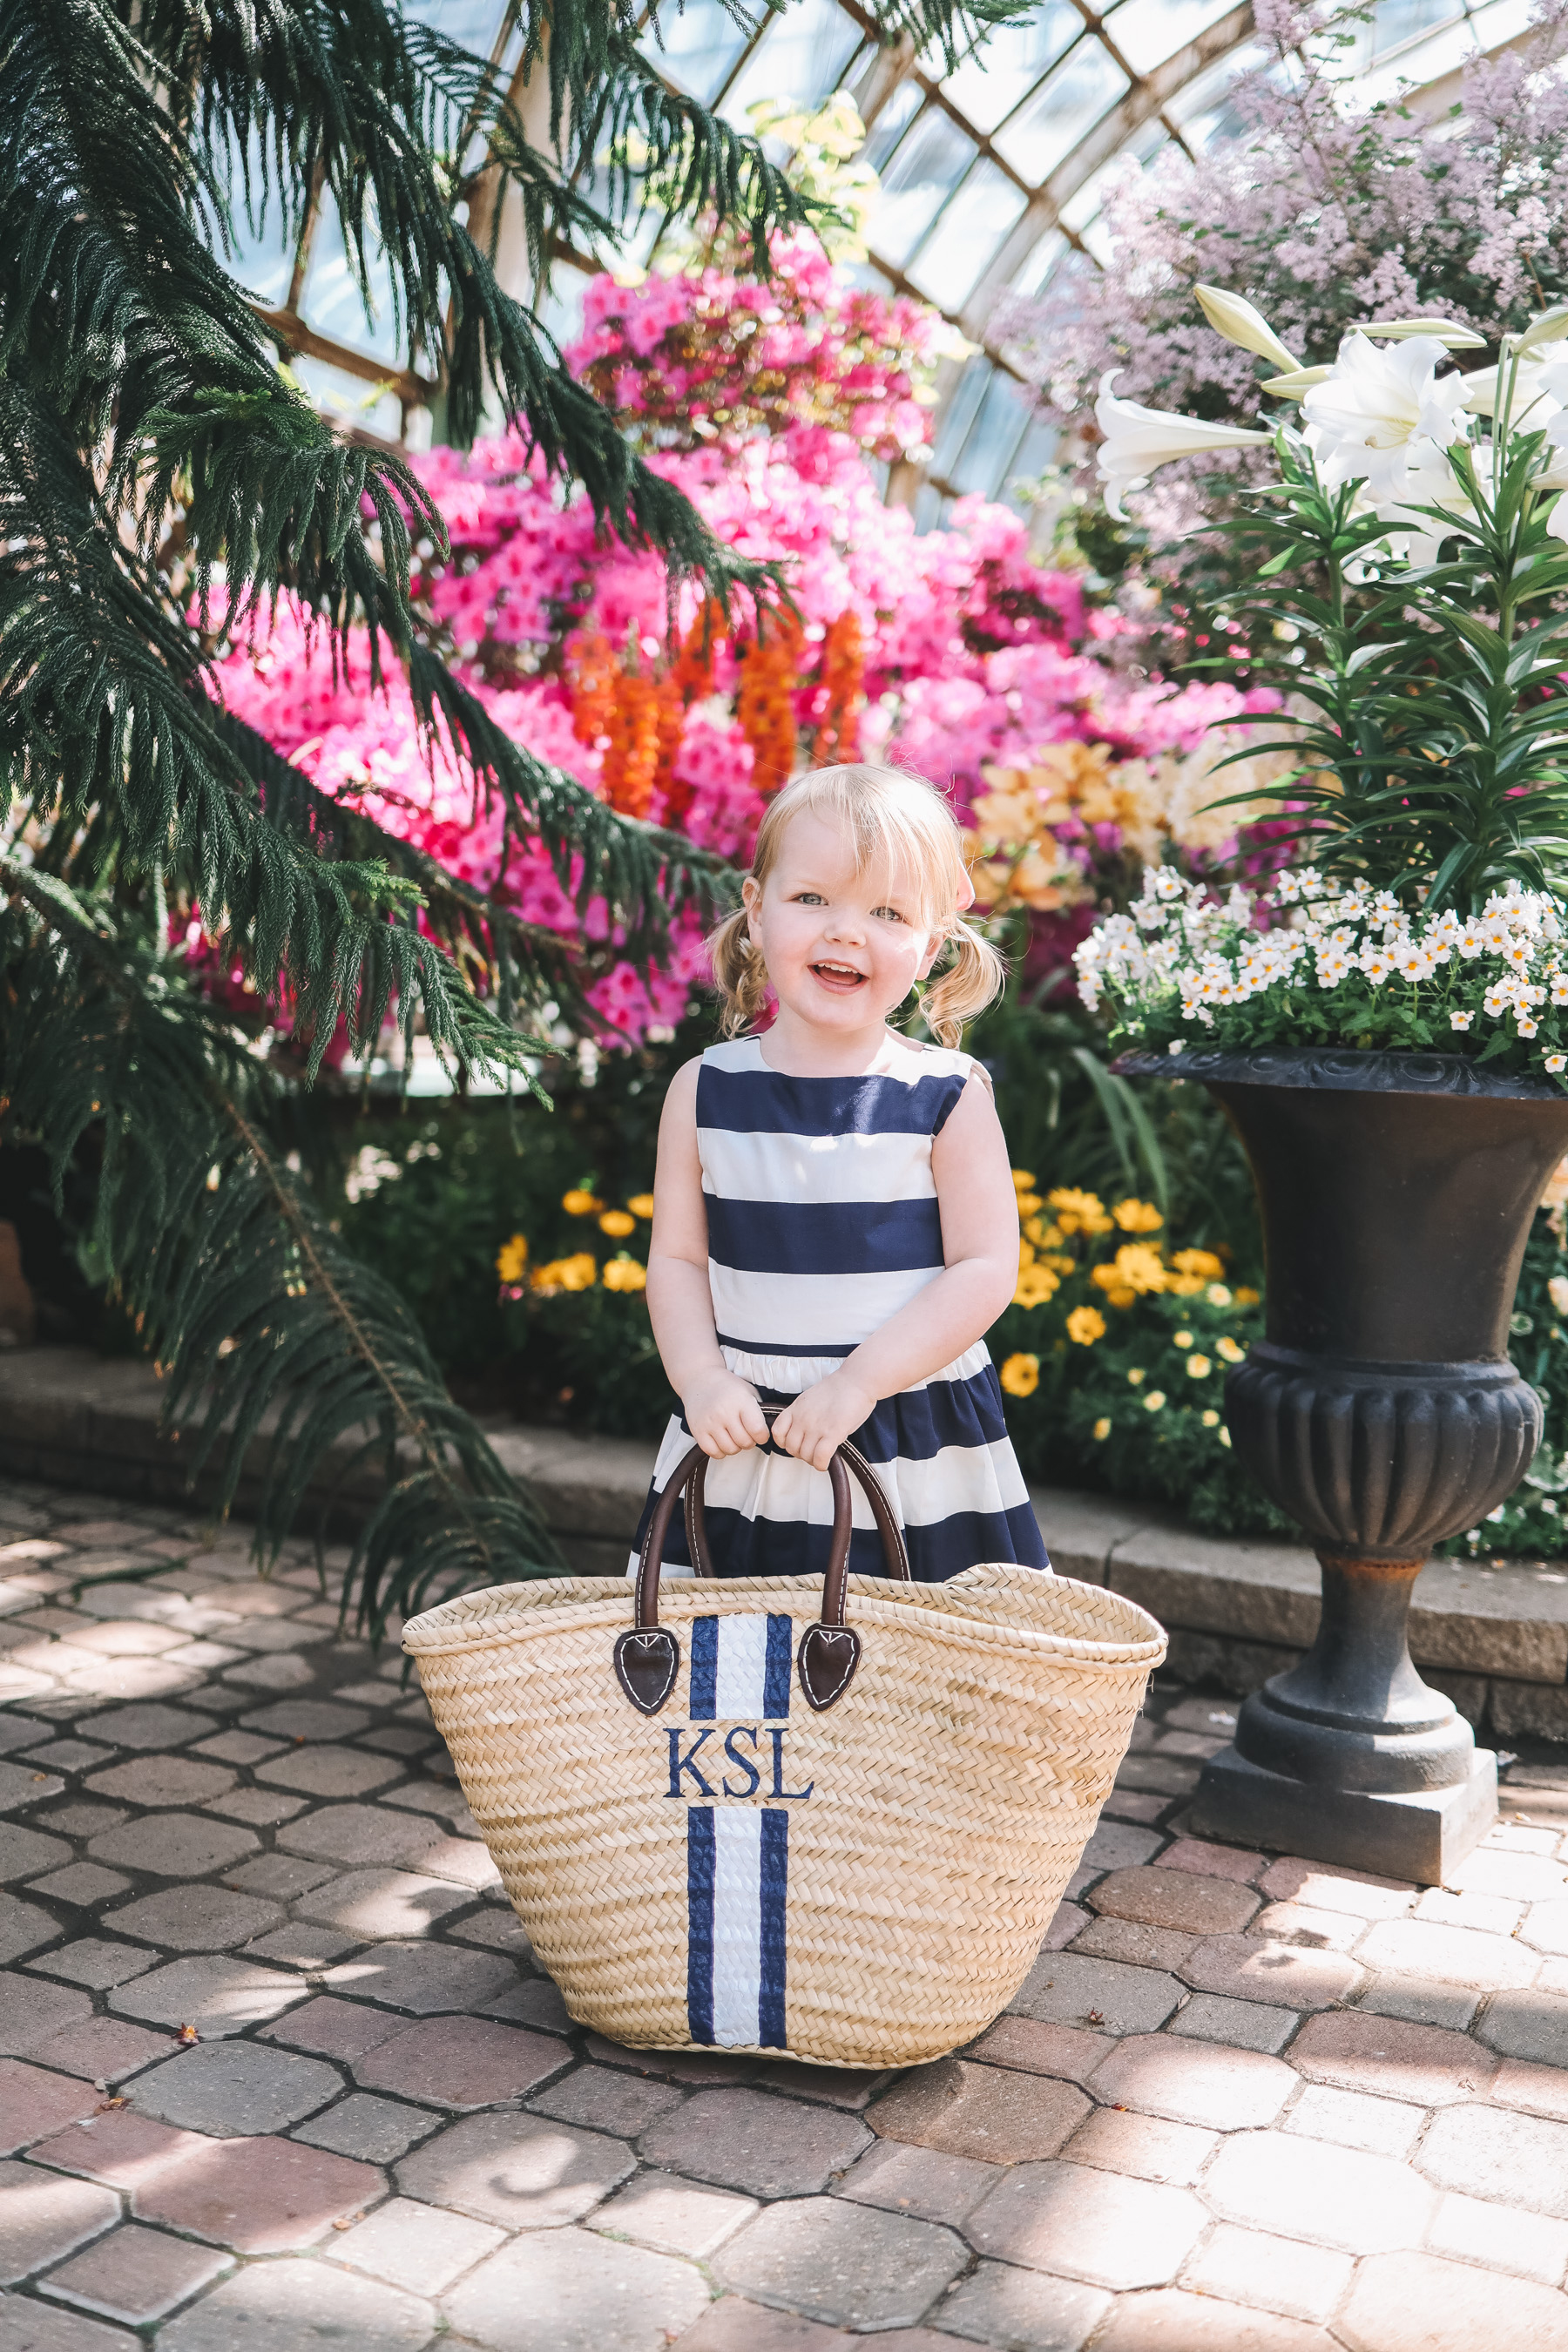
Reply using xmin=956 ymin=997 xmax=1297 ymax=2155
xmin=685 ymin=1803 xmax=791 ymax=2048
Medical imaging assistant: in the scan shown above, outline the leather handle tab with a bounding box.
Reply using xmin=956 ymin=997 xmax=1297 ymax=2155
xmin=614 ymin=1407 xmax=907 ymax=1714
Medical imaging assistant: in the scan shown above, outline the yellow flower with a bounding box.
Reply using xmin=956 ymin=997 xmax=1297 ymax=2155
xmin=1173 ymin=1329 xmax=1193 ymax=1349
xmin=1126 ymin=1367 xmax=1146 ymax=1386
xmin=1092 ymin=1242 xmax=1166 ymax=1299
xmin=602 ymin=1256 xmax=648 ymax=1293
xmin=1066 ymin=1305 xmax=1106 ymax=1346
xmin=1015 ymin=1192 xmax=1044 ymax=1220
xmin=1206 ymin=1282 xmax=1233 ymax=1308
xmin=562 ymin=1189 xmax=602 ymax=1217
xmin=627 ymin=1193 xmax=656 ymax=1220
xmin=495 ymin=1233 xmax=529 ymax=1283
xmin=1143 ymin=1389 xmax=1167 ymax=1411
xmin=1018 ymin=1236 xmax=1037 ymax=1271
xmin=1217 ymin=1335 xmax=1246 ymax=1365
xmin=1172 ymin=1247 xmax=1225 ymax=1281
xmin=1025 ymin=1217 xmax=1064 ymax=1249
xmin=1234 ymin=1286 xmax=1260 ymax=1307
xmin=1201 ymin=1409 xmax=1220 ymax=1427
xmin=1000 ymin=1352 xmax=1040 ymax=1397
xmin=1015 ymin=1264 xmax=1061 ymax=1308
xmin=1093 ymin=1416 xmax=1112 ymax=1441
xmin=1044 ymin=1253 xmax=1076 ymax=1275
xmin=599 ymin=1210 xmax=637 ymax=1238
xmin=1112 ymin=1199 xmax=1164 ymax=1233
xmin=1186 ymin=1354 xmax=1213 ymax=1379
xmin=1048 ymin=1186 xmax=1114 ymax=1236
xmin=531 ymin=1251 xmax=598 ymax=1295
xmin=1010 ymin=1168 xmax=1037 ymax=1193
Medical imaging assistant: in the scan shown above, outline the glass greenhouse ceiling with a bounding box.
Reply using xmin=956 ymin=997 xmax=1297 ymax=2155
xmin=241 ymin=0 xmax=1543 ymax=520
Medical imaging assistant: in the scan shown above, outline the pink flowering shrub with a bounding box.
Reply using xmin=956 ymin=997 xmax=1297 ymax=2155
xmin=212 ymin=250 xmax=1278 ymax=1049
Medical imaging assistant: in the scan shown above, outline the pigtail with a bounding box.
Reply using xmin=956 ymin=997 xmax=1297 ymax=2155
xmin=920 ymin=919 xmax=1006 ymax=1049
xmin=708 ymin=906 xmax=771 ymax=1036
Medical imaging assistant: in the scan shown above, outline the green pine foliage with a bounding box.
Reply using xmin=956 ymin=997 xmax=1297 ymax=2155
xmin=0 ymin=0 xmax=1024 ymax=1621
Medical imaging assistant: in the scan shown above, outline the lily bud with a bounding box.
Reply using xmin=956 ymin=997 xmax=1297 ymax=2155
xmin=1352 ymin=318 xmax=1487 ymax=349
xmin=1194 ymin=284 xmax=1299 ymax=375
xmin=1260 ymin=364 xmax=1332 ymax=401
xmin=1515 ymin=304 xmax=1568 ymax=355
xmin=1094 ymin=371 xmax=1273 ymax=518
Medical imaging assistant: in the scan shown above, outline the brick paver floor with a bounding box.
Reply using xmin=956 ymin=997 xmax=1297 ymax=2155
xmin=6 ymin=1481 xmax=1568 ymax=2348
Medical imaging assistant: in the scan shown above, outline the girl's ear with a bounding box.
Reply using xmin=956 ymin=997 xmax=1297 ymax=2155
xmin=740 ymin=875 xmax=762 ymax=934
xmin=915 ymin=925 xmax=948 ymax=983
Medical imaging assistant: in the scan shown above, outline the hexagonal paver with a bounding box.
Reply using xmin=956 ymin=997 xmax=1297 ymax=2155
xmin=0 ymin=1820 xmax=72 ymax=1882
xmin=442 ymin=2226 xmax=709 ymax=2352
xmin=395 ymin=2111 xmax=633 ymax=2228
xmin=30 ymin=1941 xmax=156 ymax=1992
xmin=531 ymin=2065 xmax=684 ymax=2139
xmin=26 ymin=2105 xmax=209 ymax=2192
xmin=0 ymin=1978 xmax=92 ymax=2059
xmin=1204 ymin=2129 xmax=1436 ymax=2253
xmin=254 ymin=1747 xmax=402 ymax=1797
xmin=0 ymin=2060 xmax=102 ymax=2156
xmin=156 ymin=2256 xmax=433 ymax=2352
xmin=74 ymin=1706 xmax=215 ymax=1750
xmin=353 ymin=2016 xmax=566 ymax=2111
xmin=1417 ymin=2103 xmax=1568 ymax=2218
xmin=1063 ymin=2107 xmax=1218 ymax=2188
xmin=1089 ymin=1867 xmax=1260 ymax=1936
xmin=1089 ymin=2036 xmax=1295 ymax=2132
xmin=293 ymin=1869 xmax=472 ymax=1941
xmin=279 ymin=1803 xmax=493 ymax=1888
xmin=322 ymin=1940 xmax=517 ymax=2016
xmin=28 ymin=1864 xmax=130 ymax=1909
xmin=935 ymin=2261 xmax=1112 ymax=2352
xmin=134 ymin=2133 xmax=382 ymax=2253
xmin=0 ymin=2293 xmax=140 ymax=2352
xmin=239 ymin=1700 xmax=370 ymax=1742
xmin=964 ymin=2160 xmax=1207 ymax=2290
xmin=84 ymin=1757 xmax=234 ymax=1808
xmin=715 ymin=2196 xmax=965 ymax=2329
xmin=332 ymin=2198 xmax=504 ymax=2294
xmin=591 ymin=2173 xmax=759 ymax=2259
xmin=0 ymin=1891 xmax=57 ymax=1964
xmin=639 ymin=2088 xmax=870 ymax=2200
xmin=1478 ymin=1990 xmax=1568 ymax=2067
xmin=35 ymin=2223 xmax=229 ymax=2325
xmin=87 ymin=1812 xmax=257 ymax=1879
xmin=1335 ymin=2249 xmax=1568 ymax=2352
xmin=24 ymin=2017 xmax=172 ymax=2092
xmin=1178 ymin=1935 xmax=1361 ymax=2011
xmin=867 ymin=2058 xmax=1091 ymax=2164
xmin=294 ymin=2094 xmax=435 ymax=2164
xmin=103 ymin=1885 xmax=281 ymax=1952
xmin=0 ymin=2159 xmax=118 ymax=2282
xmin=108 ymin=1956 xmax=303 ymax=2038
xmin=1007 ymin=1950 xmax=1182 ymax=2037
xmin=130 ymin=2041 xmax=341 ymax=2137
xmin=1288 ymin=2011 xmax=1496 ymax=2105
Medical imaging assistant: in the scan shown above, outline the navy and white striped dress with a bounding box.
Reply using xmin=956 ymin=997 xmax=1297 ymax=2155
xmin=631 ymin=1034 xmax=1051 ymax=1584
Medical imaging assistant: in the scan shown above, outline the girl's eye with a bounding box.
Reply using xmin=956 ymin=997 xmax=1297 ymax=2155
xmin=872 ymin=906 xmax=904 ymax=923
xmin=793 ymin=891 xmax=825 ymax=905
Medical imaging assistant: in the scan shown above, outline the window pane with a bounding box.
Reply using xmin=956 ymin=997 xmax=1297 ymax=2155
xmin=643 ymin=0 xmax=758 ymax=104
xmin=930 ymin=357 xmax=991 ymax=476
xmin=871 ymin=106 xmax=977 ymax=268
xmin=906 ymin=159 xmax=1027 ymax=308
xmin=722 ymin=0 xmax=864 ymax=118
xmin=930 ymin=4 xmax=1080 ymax=135
xmin=401 ymin=0 xmax=509 ymax=53
xmin=1105 ymin=0 xmax=1245 ymax=72
xmin=914 ymin=482 xmax=947 ymax=534
xmin=1004 ymin=416 xmax=1058 ymax=509
xmin=862 ymin=79 xmax=923 ymax=173
xmin=948 ymin=368 xmax=1031 ymax=497
xmin=301 ymin=193 xmax=403 ymax=363
xmin=1008 ymin=226 xmax=1067 ymax=301
xmin=219 ymin=134 xmax=297 ymax=307
xmin=992 ymin=41 xmax=1130 ymax=183
xmin=1369 ymin=0 xmax=1463 ymax=54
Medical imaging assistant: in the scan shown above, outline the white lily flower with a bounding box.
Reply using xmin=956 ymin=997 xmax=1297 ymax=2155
xmin=1303 ymin=335 xmax=1470 ymax=501
xmin=1094 ymin=371 xmax=1272 ymax=518
xmin=1194 ymin=284 xmax=1300 ymax=375
xmin=1380 ymin=441 xmax=1472 ymax=565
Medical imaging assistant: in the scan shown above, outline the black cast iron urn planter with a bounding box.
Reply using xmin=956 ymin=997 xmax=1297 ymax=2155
xmin=1115 ymin=1045 xmax=1568 ymax=1883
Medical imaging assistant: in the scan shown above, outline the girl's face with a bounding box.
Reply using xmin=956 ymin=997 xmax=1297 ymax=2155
xmin=742 ymin=810 xmax=944 ymax=1037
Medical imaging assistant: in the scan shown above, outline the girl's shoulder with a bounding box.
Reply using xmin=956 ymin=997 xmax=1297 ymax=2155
xmin=889 ymin=1037 xmax=994 ymax=1092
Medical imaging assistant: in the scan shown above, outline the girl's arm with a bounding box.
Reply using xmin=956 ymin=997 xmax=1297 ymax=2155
xmin=770 ymin=1072 xmax=1018 ymax=1471
xmin=645 ymin=1059 xmax=770 ymax=1459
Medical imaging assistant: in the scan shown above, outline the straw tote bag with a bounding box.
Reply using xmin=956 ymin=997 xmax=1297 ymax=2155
xmin=403 ymin=1424 xmax=1166 ymax=2070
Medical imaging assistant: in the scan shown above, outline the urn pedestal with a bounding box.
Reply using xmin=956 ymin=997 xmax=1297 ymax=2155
xmin=1118 ymin=1047 xmax=1568 ymax=1885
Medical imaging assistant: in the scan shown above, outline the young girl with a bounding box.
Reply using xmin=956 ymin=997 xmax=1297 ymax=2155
xmin=634 ymin=760 xmax=1051 ymax=1584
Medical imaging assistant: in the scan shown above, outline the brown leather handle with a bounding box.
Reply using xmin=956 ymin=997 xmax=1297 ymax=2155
xmin=613 ymin=1407 xmax=909 ymax=1716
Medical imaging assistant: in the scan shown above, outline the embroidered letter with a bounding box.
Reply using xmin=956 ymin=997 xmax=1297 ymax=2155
xmin=769 ymin=1728 xmax=814 ymax=1801
xmin=721 ymin=1726 xmax=761 ymax=1798
xmin=667 ymin=1727 xmax=716 ymax=1798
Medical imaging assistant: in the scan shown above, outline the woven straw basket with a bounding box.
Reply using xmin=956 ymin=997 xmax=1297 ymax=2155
xmin=403 ymin=1429 xmax=1166 ymax=2070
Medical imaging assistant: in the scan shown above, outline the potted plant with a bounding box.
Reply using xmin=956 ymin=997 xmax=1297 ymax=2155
xmin=1076 ymin=293 xmax=1568 ymax=1880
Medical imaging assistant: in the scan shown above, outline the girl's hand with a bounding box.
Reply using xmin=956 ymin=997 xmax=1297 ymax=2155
xmin=770 ymin=1372 xmax=876 ymax=1473
xmin=683 ymin=1369 xmax=769 ymax=1459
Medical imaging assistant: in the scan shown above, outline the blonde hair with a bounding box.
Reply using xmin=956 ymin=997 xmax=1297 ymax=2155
xmin=708 ymin=763 xmax=1005 ymax=1050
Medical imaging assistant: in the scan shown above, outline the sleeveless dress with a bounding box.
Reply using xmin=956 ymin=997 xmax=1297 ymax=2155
xmin=628 ymin=1034 xmax=1051 ymax=1584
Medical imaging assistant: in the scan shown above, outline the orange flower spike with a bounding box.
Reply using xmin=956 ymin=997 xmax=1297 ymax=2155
xmin=672 ymin=598 xmax=727 ymax=706
xmin=653 ymin=672 xmax=691 ymax=825
xmin=567 ymin=631 xmax=617 ymax=752
xmin=816 ymin=610 xmax=864 ymax=766
xmin=737 ymin=607 xmax=802 ymax=799
xmin=603 ymin=672 xmax=661 ymax=820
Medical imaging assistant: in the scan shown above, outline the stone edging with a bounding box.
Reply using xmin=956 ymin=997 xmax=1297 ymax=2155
xmin=6 ymin=1346 xmax=1568 ymax=1741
